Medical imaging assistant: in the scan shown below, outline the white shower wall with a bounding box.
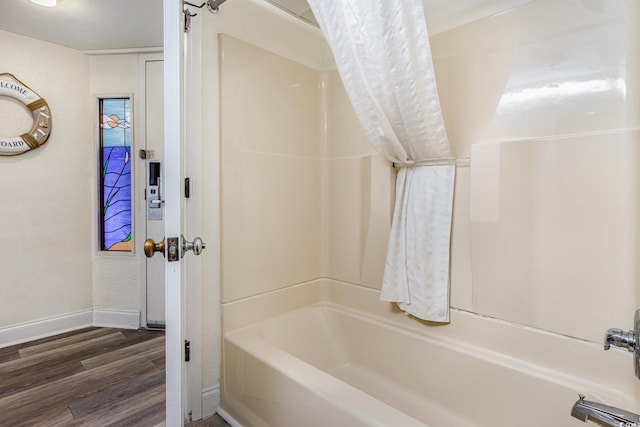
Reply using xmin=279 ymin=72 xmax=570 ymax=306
xmin=219 ymin=35 xmax=324 ymax=303
xmin=219 ymin=0 xmax=640 ymax=341
xmin=430 ymin=0 xmax=640 ymax=341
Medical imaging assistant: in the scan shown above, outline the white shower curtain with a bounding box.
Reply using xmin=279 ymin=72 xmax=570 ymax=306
xmin=308 ymin=0 xmax=455 ymax=322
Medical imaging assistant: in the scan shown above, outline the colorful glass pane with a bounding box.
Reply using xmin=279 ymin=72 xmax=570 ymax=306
xmin=100 ymin=98 xmax=132 ymax=251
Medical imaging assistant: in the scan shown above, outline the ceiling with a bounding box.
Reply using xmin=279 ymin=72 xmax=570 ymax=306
xmin=0 ymin=0 xmax=163 ymax=51
xmin=266 ymin=0 xmax=534 ymax=34
xmin=0 ymin=0 xmax=531 ymax=52
xmin=263 ymin=0 xmax=318 ymax=27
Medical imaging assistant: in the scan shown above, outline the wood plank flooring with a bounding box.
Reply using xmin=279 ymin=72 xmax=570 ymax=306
xmin=0 ymin=327 xmax=230 ymax=427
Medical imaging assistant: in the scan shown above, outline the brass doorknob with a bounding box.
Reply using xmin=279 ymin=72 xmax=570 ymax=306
xmin=144 ymin=238 xmax=165 ymax=258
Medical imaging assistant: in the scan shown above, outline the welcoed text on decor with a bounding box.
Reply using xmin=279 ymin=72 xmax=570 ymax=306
xmin=0 ymin=73 xmax=52 ymax=156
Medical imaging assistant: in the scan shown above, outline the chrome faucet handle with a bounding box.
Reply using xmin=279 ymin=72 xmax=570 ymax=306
xmin=604 ymin=328 xmax=636 ymax=351
xmin=603 ymin=309 xmax=640 ymax=379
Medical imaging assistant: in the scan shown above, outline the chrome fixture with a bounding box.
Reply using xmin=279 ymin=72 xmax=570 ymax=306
xmin=182 ymin=1 xmax=228 ymax=15
xmin=571 ymin=395 xmax=640 ymax=426
xmin=182 ymin=0 xmax=228 ymax=32
xmin=207 ymin=0 xmax=228 ymax=13
xmin=604 ymin=309 xmax=640 ymax=379
xmin=181 ymin=235 xmax=206 ymax=258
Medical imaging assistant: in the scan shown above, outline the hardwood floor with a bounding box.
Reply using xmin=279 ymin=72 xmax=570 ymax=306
xmin=0 ymin=327 xmax=230 ymax=427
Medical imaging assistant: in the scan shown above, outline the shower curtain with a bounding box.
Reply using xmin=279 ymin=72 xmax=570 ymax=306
xmin=308 ymin=0 xmax=455 ymax=322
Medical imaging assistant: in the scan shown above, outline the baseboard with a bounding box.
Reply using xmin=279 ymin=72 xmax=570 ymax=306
xmin=93 ymin=309 xmax=141 ymax=329
xmin=202 ymin=383 xmax=221 ymax=419
xmin=0 ymin=309 xmax=93 ymax=348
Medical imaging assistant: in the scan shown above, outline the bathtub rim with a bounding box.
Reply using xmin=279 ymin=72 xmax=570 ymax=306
xmin=227 ymin=300 xmax=631 ymax=404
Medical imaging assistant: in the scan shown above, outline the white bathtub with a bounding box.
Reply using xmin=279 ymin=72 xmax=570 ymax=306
xmin=221 ymin=298 xmax=623 ymax=427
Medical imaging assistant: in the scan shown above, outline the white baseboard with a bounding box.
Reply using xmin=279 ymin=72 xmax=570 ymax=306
xmin=0 ymin=308 xmax=142 ymax=348
xmin=93 ymin=309 xmax=141 ymax=329
xmin=202 ymin=383 xmax=221 ymax=419
xmin=0 ymin=309 xmax=93 ymax=348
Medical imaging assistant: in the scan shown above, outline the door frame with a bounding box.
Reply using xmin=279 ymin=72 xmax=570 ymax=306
xmin=163 ymin=0 xmax=185 ymax=424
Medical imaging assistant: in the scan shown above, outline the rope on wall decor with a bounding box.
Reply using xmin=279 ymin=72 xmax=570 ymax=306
xmin=0 ymin=73 xmax=52 ymax=156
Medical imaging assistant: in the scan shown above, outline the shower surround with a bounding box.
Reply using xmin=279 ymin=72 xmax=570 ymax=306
xmin=216 ymin=0 xmax=640 ymax=425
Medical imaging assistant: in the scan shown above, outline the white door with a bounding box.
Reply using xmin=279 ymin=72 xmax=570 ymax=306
xmin=161 ymin=0 xmax=204 ymax=424
xmin=143 ymin=57 xmax=166 ymax=329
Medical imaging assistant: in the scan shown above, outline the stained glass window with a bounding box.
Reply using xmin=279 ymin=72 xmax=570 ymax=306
xmin=99 ymin=97 xmax=132 ymax=252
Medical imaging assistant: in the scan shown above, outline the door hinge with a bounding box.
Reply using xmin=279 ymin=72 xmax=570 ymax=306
xmin=184 ymin=177 xmax=190 ymax=198
xmin=184 ymin=340 xmax=191 ymax=362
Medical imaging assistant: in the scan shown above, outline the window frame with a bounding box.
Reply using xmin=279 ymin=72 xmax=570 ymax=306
xmin=97 ymin=95 xmax=134 ymax=253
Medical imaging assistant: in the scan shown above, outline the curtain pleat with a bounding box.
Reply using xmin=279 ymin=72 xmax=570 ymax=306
xmin=308 ymin=0 xmax=455 ymax=322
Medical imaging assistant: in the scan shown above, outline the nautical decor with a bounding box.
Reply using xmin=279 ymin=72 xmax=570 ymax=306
xmin=0 ymin=73 xmax=52 ymax=156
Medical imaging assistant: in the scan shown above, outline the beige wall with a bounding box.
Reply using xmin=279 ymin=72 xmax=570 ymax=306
xmin=0 ymin=30 xmax=93 ymax=327
xmin=89 ymin=54 xmax=144 ymax=316
xmin=0 ymin=31 xmax=153 ymax=335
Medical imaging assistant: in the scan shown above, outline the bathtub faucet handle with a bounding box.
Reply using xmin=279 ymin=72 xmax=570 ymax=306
xmin=604 ymin=328 xmax=636 ymax=351
xmin=603 ymin=309 xmax=640 ymax=379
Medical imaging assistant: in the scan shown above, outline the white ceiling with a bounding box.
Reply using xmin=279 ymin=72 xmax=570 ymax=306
xmin=0 ymin=0 xmax=163 ymax=51
xmin=263 ymin=0 xmax=318 ymax=26
xmin=265 ymin=0 xmax=534 ymax=35
xmin=0 ymin=0 xmax=531 ymax=52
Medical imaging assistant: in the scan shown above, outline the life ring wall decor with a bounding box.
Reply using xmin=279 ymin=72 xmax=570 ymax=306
xmin=0 ymin=73 xmax=52 ymax=156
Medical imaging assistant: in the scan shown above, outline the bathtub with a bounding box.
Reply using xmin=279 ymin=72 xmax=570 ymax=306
xmin=220 ymin=294 xmax=629 ymax=427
